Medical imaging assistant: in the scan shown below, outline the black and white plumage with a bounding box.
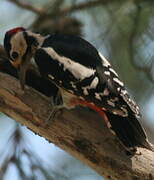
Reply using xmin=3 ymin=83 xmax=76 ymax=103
xmin=4 ymin=27 xmax=153 ymax=152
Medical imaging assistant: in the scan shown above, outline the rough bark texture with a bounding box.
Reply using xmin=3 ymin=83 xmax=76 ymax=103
xmin=0 ymin=71 xmax=154 ymax=180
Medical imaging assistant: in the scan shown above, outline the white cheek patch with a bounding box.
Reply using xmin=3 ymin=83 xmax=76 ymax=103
xmin=10 ymin=32 xmax=27 ymax=58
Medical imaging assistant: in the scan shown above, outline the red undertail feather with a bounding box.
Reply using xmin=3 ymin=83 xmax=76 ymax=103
xmin=70 ymin=98 xmax=154 ymax=152
xmin=71 ymin=99 xmax=109 ymax=127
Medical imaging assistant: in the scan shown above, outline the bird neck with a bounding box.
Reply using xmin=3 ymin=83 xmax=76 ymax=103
xmin=26 ymin=30 xmax=45 ymax=47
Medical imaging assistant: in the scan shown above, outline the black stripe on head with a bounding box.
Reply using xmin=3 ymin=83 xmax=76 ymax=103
xmin=4 ymin=33 xmax=11 ymax=58
xmin=20 ymin=31 xmax=39 ymax=63
xmin=23 ymin=31 xmax=39 ymax=48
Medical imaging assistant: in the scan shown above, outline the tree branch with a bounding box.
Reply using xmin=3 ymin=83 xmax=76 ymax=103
xmin=8 ymin=0 xmax=45 ymax=15
xmin=56 ymin=0 xmax=110 ymax=16
xmin=8 ymin=0 xmax=112 ymax=18
xmin=0 ymin=47 xmax=154 ymax=179
xmin=128 ymin=3 xmax=154 ymax=83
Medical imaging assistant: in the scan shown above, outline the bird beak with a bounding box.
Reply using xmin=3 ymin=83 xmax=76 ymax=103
xmin=10 ymin=60 xmax=21 ymax=68
xmin=18 ymin=61 xmax=28 ymax=90
xmin=18 ymin=54 xmax=31 ymax=90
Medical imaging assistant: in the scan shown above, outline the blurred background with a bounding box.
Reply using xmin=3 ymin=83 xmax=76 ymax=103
xmin=0 ymin=0 xmax=154 ymax=179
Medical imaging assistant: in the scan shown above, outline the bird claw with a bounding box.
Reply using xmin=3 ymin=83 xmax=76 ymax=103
xmin=44 ymin=91 xmax=63 ymax=126
xmin=45 ymin=107 xmax=63 ymax=126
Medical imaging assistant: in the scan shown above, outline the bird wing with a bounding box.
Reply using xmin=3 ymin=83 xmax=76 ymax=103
xmin=35 ymin=34 xmax=140 ymax=118
xmin=34 ymin=34 xmax=152 ymax=150
xmin=96 ymin=52 xmax=141 ymax=118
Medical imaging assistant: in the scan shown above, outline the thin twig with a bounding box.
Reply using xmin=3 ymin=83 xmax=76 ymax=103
xmin=8 ymin=0 xmax=45 ymax=15
xmin=8 ymin=0 xmax=111 ymax=18
xmin=56 ymin=0 xmax=109 ymax=16
xmin=129 ymin=3 xmax=154 ymax=82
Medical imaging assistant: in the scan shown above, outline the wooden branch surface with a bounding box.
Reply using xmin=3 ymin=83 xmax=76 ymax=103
xmin=0 ymin=72 xmax=154 ymax=180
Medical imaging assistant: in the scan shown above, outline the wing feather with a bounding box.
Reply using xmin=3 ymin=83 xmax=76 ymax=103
xmin=98 ymin=53 xmax=141 ymax=118
xmin=34 ymin=34 xmax=152 ymax=150
xmin=36 ymin=34 xmax=140 ymax=118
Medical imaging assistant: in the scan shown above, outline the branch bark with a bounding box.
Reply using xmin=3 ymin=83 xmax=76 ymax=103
xmin=0 ymin=61 xmax=154 ymax=179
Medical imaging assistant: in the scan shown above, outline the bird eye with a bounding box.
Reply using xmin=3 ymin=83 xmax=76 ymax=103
xmin=11 ymin=51 xmax=19 ymax=60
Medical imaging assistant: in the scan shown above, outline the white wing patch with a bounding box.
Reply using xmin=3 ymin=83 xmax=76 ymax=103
xmin=48 ymin=74 xmax=55 ymax=80
xmin=44 ymin=47 xmax=95 ymax=80
xmin=120 ymin=90 xmax=140 ymax=118
xmin=113 ymin=77 xmax=124 ymax=86
xmin=104 ymin=71 xmax=110 ymax=75
xmin=82 ymin=77 xmax=99 ymax=96
xmin=95 ymin=93 xmax=102 ymax=100
xmin=107 ymin=100 xmax=115 ymax=107
xmin=98 ymin=52 xmax=111 ymax=67
xmin=103 ymin=88 xmax=109 ymax=96
xmin=82 ymin=87 xmax=89 ymax=95
xmin=90 ymin=77 xmax=99 ymax=88
xmin=109 ymin=68 xmax=118 ymax=77
xmin=98 ymin=52 xmax=120 ymax=78
xmin=70 ymin=81 xmax=77 ymax=90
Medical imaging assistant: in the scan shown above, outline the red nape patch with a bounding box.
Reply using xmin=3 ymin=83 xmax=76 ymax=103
xmin=71 ymin=99 xmax=109 ymax=126
xmin=6 ymin=27 xmax=25 ymax=35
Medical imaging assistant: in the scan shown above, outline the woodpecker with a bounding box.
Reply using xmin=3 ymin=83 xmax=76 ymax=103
xmin=4 ymin=27 xmax=154 ymax=153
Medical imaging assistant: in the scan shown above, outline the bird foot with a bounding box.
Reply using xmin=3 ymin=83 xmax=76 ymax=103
xmin=44 ymin=91 xmax=63 ymax=126
xmin=45 ymin=106 xmax=64 ymax=126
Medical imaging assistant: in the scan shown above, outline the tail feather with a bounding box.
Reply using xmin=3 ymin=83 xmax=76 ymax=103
xmin=105 ymin=110 xmax=153 ymax=152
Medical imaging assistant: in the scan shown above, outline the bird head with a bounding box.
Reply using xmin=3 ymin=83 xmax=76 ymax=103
xmin=4 ymin=27 xmax=43 ymax=89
